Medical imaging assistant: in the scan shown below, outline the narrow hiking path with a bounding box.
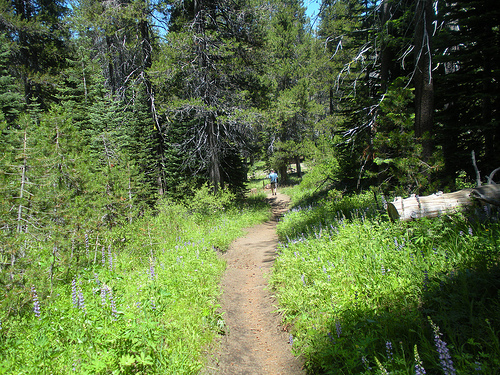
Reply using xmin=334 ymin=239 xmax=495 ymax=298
xmin=204 ymin=192 xmax=304 ymax=375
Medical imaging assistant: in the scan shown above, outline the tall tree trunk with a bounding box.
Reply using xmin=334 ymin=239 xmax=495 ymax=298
xmin=414 ymin=0 xmax=434 ymax=161
xmin=208 ymin=116 xmax=221 ymax=191
xmin=294 ymin=155 xmax=302 ymax=178
xmin=379 ymin=0 xmax=393 ymax=94
xmin=140 ymin=9 xmax=166 ymax=195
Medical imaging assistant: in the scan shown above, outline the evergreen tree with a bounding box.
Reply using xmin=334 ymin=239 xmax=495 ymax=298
xmin=155 ymin=0 xmax=266 ymax=192
xmin=435 ymin=0 xmax=500 ymax=184
xmin=0 ymin=35 xmax=23 ymax=123
xmin=263 ymin=0 xmax=315 ymax=182
xmin=0 ymin=0 xmax=72 ymax=107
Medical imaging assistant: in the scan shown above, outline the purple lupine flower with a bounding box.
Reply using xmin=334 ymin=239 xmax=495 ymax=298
xmin=109 ymin=289 xmax=118 ymax=319
xmin=423 ymin=270 xmax=429 ymax=292
xmin=31 ymin=285 xmax=41 ymax=319
xmin=410 ymin=253 xmax=415 ymax=262
xmin=381 ymin=265 xmax=386 ymax=275
xmin=101 ymin=246 xmax=106 ymax=266
xmin=474 ymin=361 xmax=482 ymax=372
xmin=362 ymin=356 xmax=372 ymax=370
xmin=150 ymin=298 xmax=156 ymax=310
xmin=149 ymin=257 xmax=156 ymax=281
xmin=288 ymin=334 xmax=293 ymax=346
xmin=468 ymin=227 xmax=473 ymax=236
xmin=327 ymin=332 xmax=335 ymax=343
xmin=429 ymin=318 xmax=456 ymax=375
xmin=71 ymin=278 xmax=78 ymax=308
xmin=301 ymin=274 xmax=306 ymax=286
xmin=108 ymin=245 xmax=113 ymax=270
xmin=386 ymin=340 xmax=394 ymax=362
xmin=336 ymin=321 xmax=342 ymax=338
xmin=414 ymin=344 xmax=426 ymax=375
xmin=77 ymin=288 xmax=85 ymax=311
xmin=100 ymin=285 xmax=108 ymax=306
xmin=94 ymin=272 xmax=100 ymax=285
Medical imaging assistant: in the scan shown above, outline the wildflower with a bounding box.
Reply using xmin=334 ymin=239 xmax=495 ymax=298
xmin=109 ymin=289 xmax=118 ymax=319
xmin=374 ymin=356 xmax=389 ymax=375
xmin=361 ymin=356 xmax=372 ymax=370
xmin=71 ymin=278 xmax=78 ymax=308
xmin=386 ymin=340 xmax=394 ymax=362
xmin=150 ymin=298 xmax=156 ymax=310
xmin=423 ymin=270 xmax=429 ymax=292
xmin=149 ymin=257 xmax=156 ymax=281
xmin=94 ymin=272 xmax=100 ymax=285
xmin=301 ymin=274 xmax=306 ymax=286
xmin=335 ymin=321 xmax=342 ymax=338
xmin=414 ymin=345 xmax=426 ymax=375
xmin=381 ymin=265 xmax=386 ymax=275
xmin=474 ymin=361 xmax=482 ymax=372
xmin=429 ymin=317 xmax=456 ymax=375
xmin=100 ymin=285 xmax=108 ymax=306
xmin=327 ymin=332 xmax=334 ymax=343
xmin=101 ymin=246 xmax=106 ymax=266
xmin=108 ymin=245 xmax=113 ymax=270
xmin=31 ymin=285 xmax=41 ymax=319
xmin=468 ymin=227 xmax=473 ymax=236
xmin=78 ymin=288 xmax=85 ymax=311
xmin=288 ymin=334 xmax=293 ymax=346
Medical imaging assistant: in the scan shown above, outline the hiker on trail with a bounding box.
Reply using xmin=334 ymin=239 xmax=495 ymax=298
xmin=268 ymin=170 xmax=278 ymax=195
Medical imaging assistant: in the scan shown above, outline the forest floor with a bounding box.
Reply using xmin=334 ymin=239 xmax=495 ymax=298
xmin=203 ymin=191 xmax=305 ymax=375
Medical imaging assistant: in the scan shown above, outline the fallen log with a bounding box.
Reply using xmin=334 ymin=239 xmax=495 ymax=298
xmin=387 ymin=184 xmax=500 ymax=221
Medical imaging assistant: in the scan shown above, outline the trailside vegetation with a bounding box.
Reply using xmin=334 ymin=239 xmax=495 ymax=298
xmin=0 ymin=194 xmax=270 ymax=373
xmin=272 ymin=172 xmax=500 ymax=373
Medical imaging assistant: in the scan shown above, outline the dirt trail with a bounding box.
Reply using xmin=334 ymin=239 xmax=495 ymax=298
xmin=204 ymin=192 xmax=304 ymax=375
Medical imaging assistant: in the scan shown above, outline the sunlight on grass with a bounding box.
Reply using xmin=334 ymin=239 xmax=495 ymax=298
xmin=271 ymin=189 xmax=500 ymax=373
xmin=0 ymin=197 xmax=270 ymax=374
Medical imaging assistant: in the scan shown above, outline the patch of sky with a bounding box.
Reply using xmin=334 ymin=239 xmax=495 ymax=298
xmin=304 ymin=0 xmax=321 ymax=29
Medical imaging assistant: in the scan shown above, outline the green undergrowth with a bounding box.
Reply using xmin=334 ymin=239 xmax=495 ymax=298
xmin=0 ymin=195 xmax=270 ymax=374
xmin=271 ymin=185 xmax=500 ymax=374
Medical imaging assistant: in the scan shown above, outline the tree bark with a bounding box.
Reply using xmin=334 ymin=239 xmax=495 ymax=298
xmin=387 ymin=185 xmax=500 ymax=221
xmin=414 ymin=0 xmax=435 ymax=161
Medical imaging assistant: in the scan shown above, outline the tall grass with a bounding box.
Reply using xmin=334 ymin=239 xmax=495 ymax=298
xmin=271 ymin=185 xmax=500 ymax=374
xmin=0 ymin=196 xmax=270 ymax=374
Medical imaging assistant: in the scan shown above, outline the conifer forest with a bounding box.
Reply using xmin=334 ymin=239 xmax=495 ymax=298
xmin=1 ymin=0 xmax=499 ymax=373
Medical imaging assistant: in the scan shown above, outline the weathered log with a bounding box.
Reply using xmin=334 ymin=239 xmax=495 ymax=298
xmin=469 ymin=184 xmax=500 ymax=206
xmin=387 ymin=184 xmax=500 ymax=221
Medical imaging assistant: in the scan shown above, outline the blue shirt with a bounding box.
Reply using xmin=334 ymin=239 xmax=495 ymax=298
xmin=268 ymin=172 xmax=278 ymax=183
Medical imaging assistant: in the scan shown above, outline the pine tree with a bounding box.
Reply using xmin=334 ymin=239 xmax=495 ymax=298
xmin=435 ymin=0 xmax=500 ymax=184
xmin=155 ymin=0 xmax=266 ymax=193
xmin=0 ymin=35 xmax=23 ymax=124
